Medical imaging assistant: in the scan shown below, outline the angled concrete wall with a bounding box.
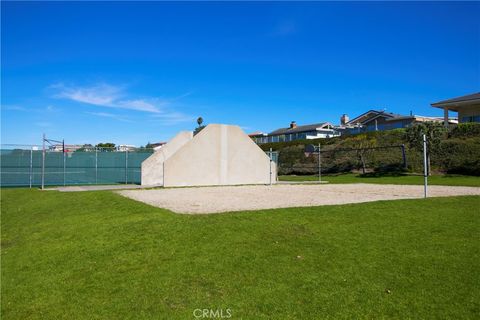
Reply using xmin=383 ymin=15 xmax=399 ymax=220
xmin=141 ymin=131 xmax=193 ymax=186
xmin=163 ymin=124 xmax=276 ymax=187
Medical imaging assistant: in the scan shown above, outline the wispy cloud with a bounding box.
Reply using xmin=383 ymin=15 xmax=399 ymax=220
xmin=51 ymin=83 xmax=162 ymax=113
xmin=85 ymin=111 xmax=133 ymax=122
xmin=170 ymin=91 xmax=194 ymax=101
xmin=116 ymin=99 xmax=164 ymax=113
xmin=151 ymin=112 xmax=195 ymax=125
xmin=2 ymin=105 xmax=28 ymax=111
xmin=3 ymin=104 xmax=61 ymax=113
xmin=50 ymin=82 xmax=196 ymax=125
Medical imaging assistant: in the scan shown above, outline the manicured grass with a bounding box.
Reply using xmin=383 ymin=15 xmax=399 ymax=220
xmin=279 ymin=173 xmax=480 ymax=187
xmin=1 ymin=189 xmax=479 ymax=319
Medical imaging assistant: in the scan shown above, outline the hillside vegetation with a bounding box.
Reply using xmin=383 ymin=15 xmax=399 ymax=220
xmin=260 ymin=123 xmax=480 ymax=176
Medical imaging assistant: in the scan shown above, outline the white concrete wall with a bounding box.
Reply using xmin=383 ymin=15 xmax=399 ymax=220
xmin=141 ymin=131 xmax=193 ymax=186
xmin=163 ymin=124 xmax=276 ymax=187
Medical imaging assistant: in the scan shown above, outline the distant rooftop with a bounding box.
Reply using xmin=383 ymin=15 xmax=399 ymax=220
xmin=346 ymin=110 xmax=403 ymax=125
xmin=431 ymin=92 xmax=480 ymax=107
xmin=269 ymin=122 xmax=330 ymax=135
xmin=150 ymin=142 xmax=167 ymax=148
xmin=248 ymin=131 xmax=265 ymax=137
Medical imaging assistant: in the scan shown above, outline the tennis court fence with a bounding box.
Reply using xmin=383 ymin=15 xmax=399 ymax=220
xmin=0 ymin=144 xmax=154 ymax=187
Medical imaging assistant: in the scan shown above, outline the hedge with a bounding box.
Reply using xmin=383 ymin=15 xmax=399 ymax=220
xmin=266 ymin=125 xmax=480 ymax=176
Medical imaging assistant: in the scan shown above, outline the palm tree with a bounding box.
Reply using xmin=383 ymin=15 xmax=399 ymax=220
xmin=194 ymin=117 xmax=205 ymax=136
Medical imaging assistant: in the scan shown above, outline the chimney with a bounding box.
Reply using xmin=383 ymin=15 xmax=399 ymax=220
xmin=340 ymin=114 xmax=349 ymax=125
xmin=290 ymin=121 xmax=297 ymax=129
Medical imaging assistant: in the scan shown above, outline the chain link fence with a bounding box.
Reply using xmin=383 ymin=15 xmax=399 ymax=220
xmin=0 ymin=145 xmax=153 ymax=187
xmin=275 ymin=144 xmax=409 ymax=176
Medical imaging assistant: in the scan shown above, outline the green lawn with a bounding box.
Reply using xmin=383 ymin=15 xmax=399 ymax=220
xmin=1 ymin=189 xmax=479 ymax=319
xmin=279 ymin=173 xmax=480 ymax=187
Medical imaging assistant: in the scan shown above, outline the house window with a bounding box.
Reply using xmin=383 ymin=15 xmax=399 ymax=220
xmin=392 ymin=122 xmax=403 ymax=129
xmin=462 ymin=115 xmax=480 ymax=123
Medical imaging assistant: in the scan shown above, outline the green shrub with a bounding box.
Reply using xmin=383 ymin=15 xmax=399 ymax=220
xmin=262 ymin=125 xmax=479 ymax=176
xmin=277 ymin=145 xmax=313 ymax=175
xmin=436 ymin=138 xmax=480 ymax=176
xmin=448 ymin=123 xmax=480 ymax=138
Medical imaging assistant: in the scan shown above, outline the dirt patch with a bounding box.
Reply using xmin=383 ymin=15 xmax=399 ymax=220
xmin=118 ymin=183 xmax=480 ymax=214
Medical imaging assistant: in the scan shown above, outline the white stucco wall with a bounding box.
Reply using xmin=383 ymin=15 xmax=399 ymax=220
xmin=162 ymin=124 xmax=276 ymax=187
xmin=141 ymin=131 xmax=193 ymax=186
xmin=458 ymin=104 xmax=480 ymax=122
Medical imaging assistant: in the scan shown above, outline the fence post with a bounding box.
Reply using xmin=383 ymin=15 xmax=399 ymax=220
xmin=401 ymin=144 xmax=407 ymax=169
xmin=125 ymin=150 xmax=128 ymax=184
xmin=29 ymin=147 xmax=33 ymax=188
xmin=423 ymin=134 xmax=428 ymax=198
xmin=318 ymin=143 xmax=321 ymax=182
xmin=95 ymin=148 xmax=98 ymax=185
xmin=41 ymin=133 xmax=45 ymax=190
xmin=63 ymin=150 xmax=66 ymax=186
xmin=269 ymin=148 xmax=272 ymax=185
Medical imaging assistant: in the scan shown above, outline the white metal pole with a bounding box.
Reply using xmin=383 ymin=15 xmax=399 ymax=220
xmin=41 ymin=133 xmax=45 ymax=190
xmin=29 ymin=147 xmax=33 ymax=188
xmin=423 ymin=134 xmax=428 ymax=198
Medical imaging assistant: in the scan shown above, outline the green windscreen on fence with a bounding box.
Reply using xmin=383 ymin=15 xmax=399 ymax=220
xmin=0 ymin=149 xmax=153 ymax=187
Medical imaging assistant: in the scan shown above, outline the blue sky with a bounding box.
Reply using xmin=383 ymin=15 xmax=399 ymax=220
xmin=2 ymin=1 xmax=479 ymax=146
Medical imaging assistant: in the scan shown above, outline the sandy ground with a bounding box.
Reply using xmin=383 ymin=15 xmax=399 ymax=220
xmin=118 ymin=183 xmax=480 ymax=214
